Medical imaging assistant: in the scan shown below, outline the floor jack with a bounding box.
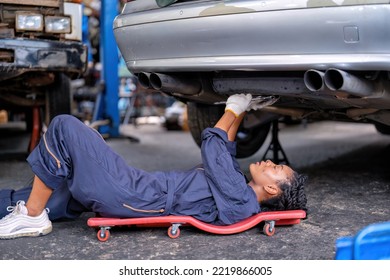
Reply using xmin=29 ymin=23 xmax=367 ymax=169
xmin=262 ymin=119 xmax=290 ymax=165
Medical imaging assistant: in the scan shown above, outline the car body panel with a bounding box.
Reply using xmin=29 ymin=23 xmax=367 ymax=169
xmin=0 ymin=0 xmax=60 ymax=7
xmin=114 ymin=0 xmax=390 ymax=131
xmin=115 ymin=1 xmax=390 ymax=72
xmin=0 ymin=38 xmax=87 ymax=80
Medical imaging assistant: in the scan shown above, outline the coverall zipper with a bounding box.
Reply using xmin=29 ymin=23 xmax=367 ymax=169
xmin=123 ymin=203 xmax=164 ymax=213
xmin=43 ymin=133 xmax=61 ymax=169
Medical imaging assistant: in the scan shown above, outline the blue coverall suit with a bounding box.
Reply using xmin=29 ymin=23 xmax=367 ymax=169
xmin=0 ymin=115 xmax=260 ymax=225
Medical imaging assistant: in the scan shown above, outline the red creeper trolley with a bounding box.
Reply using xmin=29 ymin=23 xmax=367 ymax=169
xmin=87 ymin=210 xmax=306 ymax=242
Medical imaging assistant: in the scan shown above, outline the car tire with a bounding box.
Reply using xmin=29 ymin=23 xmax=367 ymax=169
xmin=45 ymin=73 xmax=72 ymax=125
xmin=375 ymin=122 xmax=390 ymax=135
xmin=165 ymin=120 xmax=182 ymax=131
xmin=187 ymin=102 xmax=271 ymax=158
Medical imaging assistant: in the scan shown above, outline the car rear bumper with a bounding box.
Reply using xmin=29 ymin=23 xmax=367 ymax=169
xmin=114 ymin=2 xmax=390 ymax=72
xmin=0 ymin=38 xmax=87 ymax=78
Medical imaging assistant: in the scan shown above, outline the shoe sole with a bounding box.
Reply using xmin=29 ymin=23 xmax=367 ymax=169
xmin=0 ymin=224 xmax=52 ymax=239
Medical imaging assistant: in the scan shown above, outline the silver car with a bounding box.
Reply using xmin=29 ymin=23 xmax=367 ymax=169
xmin=114 ymin=0 xmax=390 ymax=157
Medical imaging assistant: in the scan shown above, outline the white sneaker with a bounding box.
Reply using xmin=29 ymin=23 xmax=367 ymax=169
xmin=0 ymin=200 xmax=52 ymax=239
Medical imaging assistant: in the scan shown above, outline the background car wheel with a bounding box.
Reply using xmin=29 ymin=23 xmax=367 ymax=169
xmin=187 ymin=102 xmax=271 ymax=158
xmin=375 ymin=122 xmax=390 ymax=135
xmin=45 ymin=73 xmax=71 ymax=125
xmin=234 ymin=121 xmax=271 ymax=158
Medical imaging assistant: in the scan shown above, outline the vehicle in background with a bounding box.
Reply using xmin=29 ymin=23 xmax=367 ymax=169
xmin=0 ymin=0 xmax=87 ymax=128
xmin=163 ymin=100 xmax=187 ymax=131
xmin=114 ymin=0 xmax=390 ymax=158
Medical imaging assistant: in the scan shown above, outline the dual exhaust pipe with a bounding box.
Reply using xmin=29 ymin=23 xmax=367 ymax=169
xmin=138 ymin=72 xmax=202 ymax=95
xmin=304 ymin=68 xmax=375 ymax=97
xmin=139 ymin=69 xmax=375 ymax=98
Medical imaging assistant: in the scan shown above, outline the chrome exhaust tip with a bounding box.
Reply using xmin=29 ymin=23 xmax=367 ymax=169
xmin=303 ymin=69 xmax=325 ymax=91
xmin=138 ymin=72 xmax=152 ymax=89
xmin=324 ymin=68 xmax=375 ymax=97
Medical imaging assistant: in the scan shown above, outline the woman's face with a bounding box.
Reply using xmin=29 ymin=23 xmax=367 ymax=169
xmin=249 ymin=160 xmax=294 ymax=187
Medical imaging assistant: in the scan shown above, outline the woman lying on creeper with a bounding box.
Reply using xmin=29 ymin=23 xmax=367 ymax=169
xmin=0 ymin=94 xmax=308 ymax=239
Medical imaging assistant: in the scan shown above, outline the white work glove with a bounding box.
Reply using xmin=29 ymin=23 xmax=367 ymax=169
xmin=246 ymin=96 xmax=280 ymax=111
xmin=225 ymin=94 xmax=252 ymax=117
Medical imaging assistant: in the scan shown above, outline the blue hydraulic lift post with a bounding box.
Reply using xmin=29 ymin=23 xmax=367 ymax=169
xmin=95 ymin=0 xmax=120 ymax=137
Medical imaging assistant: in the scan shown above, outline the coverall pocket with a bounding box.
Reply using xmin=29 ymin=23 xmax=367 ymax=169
xmin=123 ymin=203 xmax=165 ymax=214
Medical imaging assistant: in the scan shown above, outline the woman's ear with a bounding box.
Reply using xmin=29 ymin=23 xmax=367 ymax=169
xmin=264 ymin=184 xmax=280 ymax=195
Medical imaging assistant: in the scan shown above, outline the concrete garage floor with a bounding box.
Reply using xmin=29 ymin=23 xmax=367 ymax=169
xmin=0 ymin=120 xmax=389 ymax=260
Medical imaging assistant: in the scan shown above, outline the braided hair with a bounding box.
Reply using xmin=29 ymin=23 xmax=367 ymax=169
xmin=260 ymin=172 xmax=308 ymax=212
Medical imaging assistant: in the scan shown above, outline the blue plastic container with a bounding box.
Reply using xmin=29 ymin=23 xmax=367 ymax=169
xmin=335 ymin=221 xmax=390 ymax=260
